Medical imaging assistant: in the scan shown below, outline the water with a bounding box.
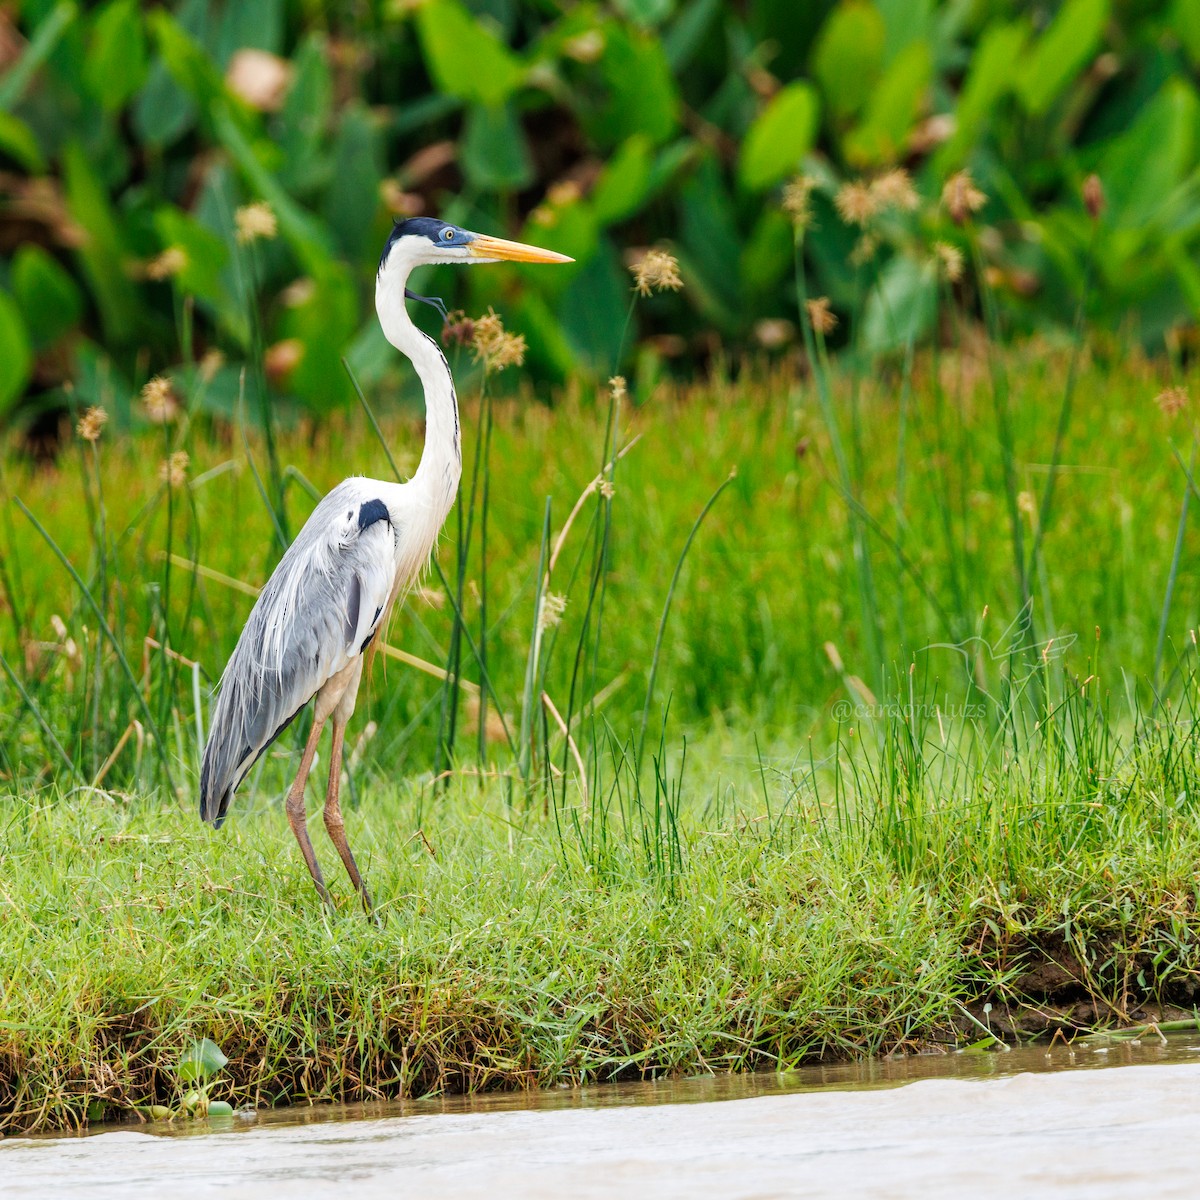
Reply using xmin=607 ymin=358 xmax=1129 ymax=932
xmin=6 ymin=1033 xmax=1200 ymax=1197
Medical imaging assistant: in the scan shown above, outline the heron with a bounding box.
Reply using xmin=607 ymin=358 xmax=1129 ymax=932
xmin=199 ymin=217 xmax=572 ymax=912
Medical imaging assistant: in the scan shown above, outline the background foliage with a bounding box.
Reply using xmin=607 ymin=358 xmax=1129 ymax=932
xmin=1 ymin=0 xmax=1199 ymax=430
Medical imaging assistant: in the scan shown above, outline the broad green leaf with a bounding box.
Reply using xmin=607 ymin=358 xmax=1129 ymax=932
xmin=415 ymin=0 xmax=525 ymax=109
xmin=0 ymin=291 xmax=33 ymax=415
xmin=214 ymin=0 xmax=283 ymax=63
xmin=176 ymin=1038 xmax=228 ymax=1083
xmin=811 ymin=2 xmax=886 ymax=120
xmin=152 ymin=207 xmax=230 ymax=303
xmin=84 ymin=0 xmax=148 ymax=111
xmin=740 ymin=209 xmax=793 ymax=296
xmin=344 ymin=319 xmax=394 ymax=389
xmin=613 ymin=0 xmax=676 ymax=27
xmin=461 ymin=104 xmax=534 ymax=192
xmin=844 ymin=40 xmax=931 ymax=166
xmin=875 ymin=0 xmax=933 ymax=62
xmin=185 ymin=360 xmax=244 ymax=419
xmin=590 ymin=135 xmax=653 ymax=225
xmin=11 ymin=245 xmax=83 ymax=349
xmin=1171 ymin=234 xmax=1200 ymax=311
xmin=132 ymin=0 xmax=209 ymax=145
xmin=747 ymin=0 xmax=828 ymax=78
xmin=0 ymin=112 xmax=45 ymax=171
xmin=63 ymin=141 xmax=139 ymax=343
xmin=278 ymin=34 xmax=333 ymax=193
xmin=592 ymin=23 xmax=679 ymax=146
xmin=1016 ymin=0 xmax=1108 ymax=117
xmin=1173 ymin=0 xmax=1200 ymax=65
xmin=645 ymin=139 xmax=698 ymax=203
xmin=323 ymin=105 xmax=385 ymax=260
xmin=275 ymin=261 xmax=358 ymax=413
xmin=739 ymin=82 xmax=819 ymax=190
xmin=664 ymin=0 xmax=720 ymax=71
xmin=506 ymin=291 xmax=578 ymax=379
xmin=557 ymin=241 xmax=631 ymax=370
xmin=1097 ymin=78 xmax=1198 ymax=229
xmin=681 ymin=153 xmax=742 ymax=326
xmin=71 ymin=339 xmax=134 ymax=423
xmin=211 ymin=104 xmax=337 ymax=276
xmin=516 ymin=203 xmax=597 ymax=290
xmin=861 ymin=254 xmax=936 ymax=355
xmin=0 ymin=1 xmax=75 ymax=110
xmin=132 ymin=59 xmax=196 ymax=147
xmin=149 ymin=9 xmax=250 ymax=138
xmin=933 ymin=21 xmax=1027 ymax=175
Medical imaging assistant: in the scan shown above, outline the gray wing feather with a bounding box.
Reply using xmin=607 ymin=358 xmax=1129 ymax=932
xmin=200 ymin=482 xmax=396 ymax=826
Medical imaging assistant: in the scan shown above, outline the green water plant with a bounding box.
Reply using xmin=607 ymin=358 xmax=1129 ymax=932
xmin=136 ymin=1037 xmax=232 ymax=1122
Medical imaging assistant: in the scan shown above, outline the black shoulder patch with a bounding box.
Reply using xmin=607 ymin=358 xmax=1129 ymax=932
xmin=358 ymin=499 xmax=390 ymax=532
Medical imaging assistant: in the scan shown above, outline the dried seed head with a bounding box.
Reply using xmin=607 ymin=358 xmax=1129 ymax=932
xmin=145 ymin=246 xmax=188 ymax=281
xmin=198 ymin=348 xmax=225 ymax=383
xmin=159 ymin=450 xmax=190 ymax=489
xmin=834 ymin=180 xmax=878 ymax=227
xmin=564 ymin=30 xmax=604 ymax=63
xmin=631 ymin=248 xmax=683 ymax=296
xmin=782 ymin=175 xmax=817 ymax=229
xmin=805 ymin=296 xmax=838 ymax=336
xmin=49 ymin=614 xmax=82 ymax=673
xmin=441 ymin=310 xmax=476 ymax=347
xmin=934 ymin=241 xmax=965 ymax=283
xmin=870 ymin=168 xmax=919 ymax=212
xmin=942 ymin=170 xmax=986 ymax=224
xmin=608 ymin=375 xmax=627 ymax=402
xmin=379 ymin=179 xmax=423 ymax=217
xmin=141 ymin=375 xmax=179 ymax=424
xmin=471 ymin=307 xmax=526 ymax=372
xmin=472 ymin=309 xmax=504 ymax=350
xmin=598 ymin=479 xmax=616 ymax=500
xmin=264 ymin=338 xmax=304 ymax=384
xmin=849 ymin=233 xmax=879 ymax=267
xmin=547 ymin=180 xmax=583 ymax=207
xmin=538 ymin=592 xmax=568 ymax=632
xmin=1082 ymin=173 xmax=1105 ymax=221
xmin=280 ymin=277 xmax=316 ymax=307
xmin=225 ymin=48 xmax=291 ymax=112
xmin=487 ymin=333 xmax=526 ymax=372
xmin=235 ymin=201 xmax=278 ymax=244
xmin=1155 ymin=386 xmax=1189 ymax=418
xmin=754 ymin=318 xmax=794 ymax=350
xmin=77 ymin=406 xmax=107 ymax=443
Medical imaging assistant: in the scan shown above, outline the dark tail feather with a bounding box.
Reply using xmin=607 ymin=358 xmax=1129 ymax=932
xmin=199 ymin=739 xmax=236 ymax=829
xmin=200 ymin=703 xmax=303 ymax=829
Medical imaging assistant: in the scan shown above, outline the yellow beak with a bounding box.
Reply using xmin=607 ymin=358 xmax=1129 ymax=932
xmin=468 ymin=233 xmax=574 ymax=264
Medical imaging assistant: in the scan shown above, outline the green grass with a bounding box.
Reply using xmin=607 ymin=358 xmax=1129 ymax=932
xmin=4 ymin=345 xmax=1200 ymax=1134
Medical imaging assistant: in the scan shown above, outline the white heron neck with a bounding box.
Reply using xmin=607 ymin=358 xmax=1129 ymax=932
xmin=375 ymin=267 xmax=462 ymax=524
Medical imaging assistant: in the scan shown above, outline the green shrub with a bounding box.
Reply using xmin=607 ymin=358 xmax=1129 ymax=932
xmin=1 ymin=0 xmax=1198 ymax=427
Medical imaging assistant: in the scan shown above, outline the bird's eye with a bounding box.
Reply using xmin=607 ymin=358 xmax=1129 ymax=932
xmin=441 ymin=228 xmax=455 ymax=242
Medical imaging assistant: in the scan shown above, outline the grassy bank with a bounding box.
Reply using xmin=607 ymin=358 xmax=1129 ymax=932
xmin=4 ymin=712 xmax=1200 ymax=1135
xmin=4 ymin=347 xmax=1200 ymax=1134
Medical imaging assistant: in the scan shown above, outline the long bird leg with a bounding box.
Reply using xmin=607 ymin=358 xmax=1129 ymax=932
xmin=322 ymin=660 xmax=373 ymax=912
xmin=285 ymin=711 xmax=331 ymax=904
xmin=323 ymin=715 xmax=373 ymax=914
